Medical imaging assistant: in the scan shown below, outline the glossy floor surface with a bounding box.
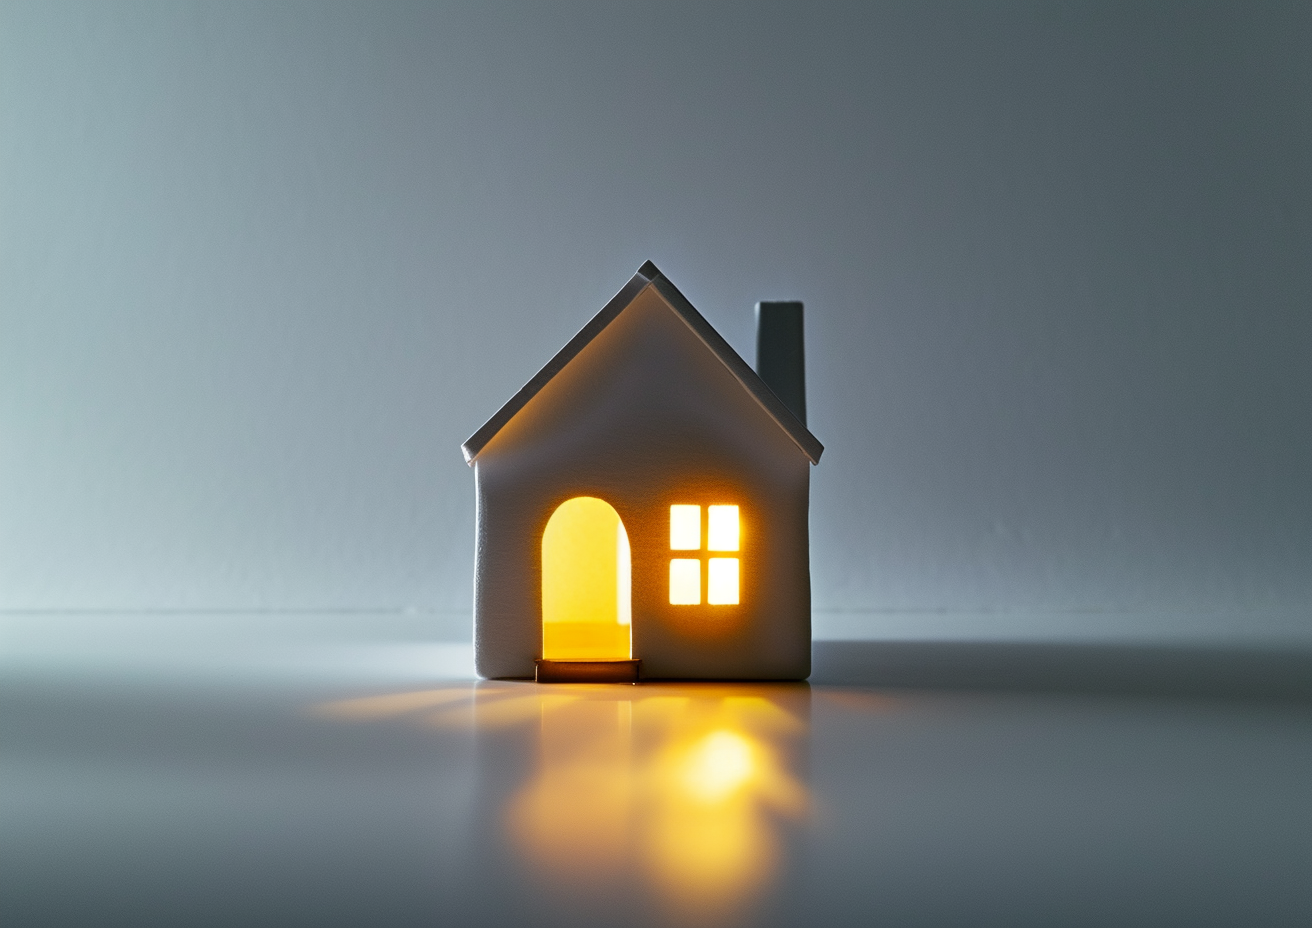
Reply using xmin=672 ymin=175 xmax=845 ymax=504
xmin=4 ymin=641 xmax=1311 ymax=927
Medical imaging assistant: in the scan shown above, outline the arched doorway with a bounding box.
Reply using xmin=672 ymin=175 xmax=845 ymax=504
xmin=541 ymin=496 xmax=632 ymax=661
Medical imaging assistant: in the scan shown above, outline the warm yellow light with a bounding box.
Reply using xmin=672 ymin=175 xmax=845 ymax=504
xmin=707 ymin=557 xmax=739 ymax=605
xmin=669 ymin=558 xmax=701 ymax=605
xmin=440 ymin=684 xmax=814 ymax=925
xmin=670 ymin=504 xmax=701 ymax=550
xmin=707 ymin=505 xmax=739 ymax=551
xmin=616 ymin=522 xmax=631 ymax=626
xmin=680 ymin=730 xmax=755 ymax=803
xmin=542 ymin=496 xmax=632 ymax=659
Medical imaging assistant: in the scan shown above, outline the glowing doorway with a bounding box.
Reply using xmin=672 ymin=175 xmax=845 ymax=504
xmin=541 ymin=497 xmax=632 ymax=660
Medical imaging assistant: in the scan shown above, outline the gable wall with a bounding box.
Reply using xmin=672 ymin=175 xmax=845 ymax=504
xmin=473 ymin=287 xmax=811 ymax=679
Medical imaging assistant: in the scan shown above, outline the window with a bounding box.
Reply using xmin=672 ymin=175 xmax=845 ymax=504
xmin=668 ymin=504 xmax=740 ymax=605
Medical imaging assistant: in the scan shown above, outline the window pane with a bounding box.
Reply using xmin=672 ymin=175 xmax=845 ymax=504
xmin=669 ymin=558 xmax=701 ymax=605
xmin=708 ymin=557 xmax=740 ymax=605
xmin=670 ymin=505 xmax=701 ymax=550
xmin=707 ymin=505 xmax=739 ymax=551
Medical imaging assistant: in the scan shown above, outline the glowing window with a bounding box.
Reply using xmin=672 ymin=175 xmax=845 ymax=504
xmin=669 ymin=559 xmax=701 ymax=605
xmin=669 ymin=503 xmax=743 ymax=606
xmin=670 ymin=505 xmax=701 ymax=550
xmin=707 ymin=558 xmax=740 ymax=605
xmin=707 ymin=505 xmax=739 ymax=551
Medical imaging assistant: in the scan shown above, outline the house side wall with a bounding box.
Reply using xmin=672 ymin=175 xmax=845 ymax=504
xmin=473 ymin=288 xmax=811 ymax=680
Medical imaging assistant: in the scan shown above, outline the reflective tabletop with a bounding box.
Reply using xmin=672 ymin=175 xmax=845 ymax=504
xmin=3 ymin=641 xmax=1310 ymax=927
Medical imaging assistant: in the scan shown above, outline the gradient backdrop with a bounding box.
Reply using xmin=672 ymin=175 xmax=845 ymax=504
xmin=2 ymin=1 xmax=1309 ymax=642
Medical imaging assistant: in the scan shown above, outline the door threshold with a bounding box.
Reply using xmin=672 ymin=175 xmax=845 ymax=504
xmin=535 ymin=659 xmax=640 ymax=684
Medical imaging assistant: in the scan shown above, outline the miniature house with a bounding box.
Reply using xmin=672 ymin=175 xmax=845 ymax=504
xmin=462 ymin=262 xmax=822 ymax=682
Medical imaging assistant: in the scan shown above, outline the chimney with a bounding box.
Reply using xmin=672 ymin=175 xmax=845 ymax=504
xmin=755 ymin=301 xmax=806 ymax=426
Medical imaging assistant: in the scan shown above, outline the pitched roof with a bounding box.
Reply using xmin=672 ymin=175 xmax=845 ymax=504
xmin=461 ymin=261 xmax=824 ymax=465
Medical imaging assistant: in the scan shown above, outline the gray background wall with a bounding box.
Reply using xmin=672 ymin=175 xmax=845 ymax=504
xmin=2 ymin=1 xmax=1308 ymax=642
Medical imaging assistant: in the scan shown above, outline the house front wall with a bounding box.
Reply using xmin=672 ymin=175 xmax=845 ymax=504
xmin=471 ymin=287 xmax=811 ymax=680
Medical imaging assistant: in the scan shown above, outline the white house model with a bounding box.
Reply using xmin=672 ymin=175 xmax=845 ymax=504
xmin=462 ymin=262 xmax=822 ymax=682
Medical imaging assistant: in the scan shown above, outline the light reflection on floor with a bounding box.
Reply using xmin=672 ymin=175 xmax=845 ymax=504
xmin=316 ymin=682 xmax=813 ymax=926
xmin=5 ymin=641 xmax=1311 ymax=927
